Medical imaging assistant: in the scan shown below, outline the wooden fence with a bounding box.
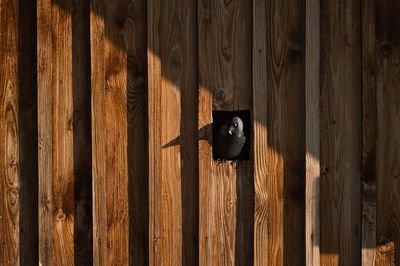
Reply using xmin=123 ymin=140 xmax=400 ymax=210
xmin=0 ymin=0 xmax=399 ymax=265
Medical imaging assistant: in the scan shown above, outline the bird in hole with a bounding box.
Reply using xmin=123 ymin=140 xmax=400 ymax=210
xmin=214 ymin=116 xmax=246 ymax=161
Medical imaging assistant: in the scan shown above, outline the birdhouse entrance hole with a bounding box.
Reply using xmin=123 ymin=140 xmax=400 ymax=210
xmin=212 ymin=110 xmax=251 ymax=161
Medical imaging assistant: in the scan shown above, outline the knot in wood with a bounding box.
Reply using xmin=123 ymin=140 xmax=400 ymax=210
xmin=8 ymin=188 xmax=19 ymax=206
xmin=56 ymin=211 xmax=66 ymax=221
xmin=68 ymin=119 xmax=73 ymax=131
xmin=9 ymin=159 xmax=18 ymax=169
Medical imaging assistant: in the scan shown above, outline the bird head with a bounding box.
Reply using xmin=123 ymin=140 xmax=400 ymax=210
xmin=226 ymin=116 xmax=244 ymax=136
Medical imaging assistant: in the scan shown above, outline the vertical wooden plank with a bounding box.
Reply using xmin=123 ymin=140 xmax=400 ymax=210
xmin=148 ymin=0 xmax=198 ymax=265
xmin=90 ymin=1 xmax=106 ymax=264
xmin=18 ymin=0 xmax=39 ymax=263
xmin=259 ymin=0 xmax=306 ymax=264
xmin=50 ymin=2 xmax=74 ymax=264
xmin=235 ymin=165 xmax=253 ymax=266
xmin=38 ymin=0 xmax=80 ymax=264
xmin=305 ymin=0 xmax=320 ymax=265
xmin=198 ymin=0 xmax=252 ymax=265
xmin=37 ymin=0 xmax=53 ymax=264
xmin=178 ymin=1 xmax=199 ymax=265
xmin=361 ymin=0 xmax=377 ymax=265
xmin=147 ymin=1 xmax=161 ymax=264
xmin=71 ymin=0 xmax=92 ymax=264
xmin=252 ymin=0 xmax=268 ymax=265
xmin=376 ymin=0 xmax=400 ymax=263
xmin=320 ymin=0 xmax=362 ymax=264
xmin=125 ymin=0 xmax=149 ymax=265
xmin=0 ymin=0 xmax=20 ymax=264
xmin=90 ymin=0 xmax=129 ymax=264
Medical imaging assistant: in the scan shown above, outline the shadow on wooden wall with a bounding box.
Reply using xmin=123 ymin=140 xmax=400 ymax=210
xmin=5 ymin=0 xmax=400 ymax=265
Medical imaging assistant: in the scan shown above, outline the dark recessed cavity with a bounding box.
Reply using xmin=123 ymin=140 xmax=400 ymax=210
xmin=212 ymin=110 xmax=251 ymax=161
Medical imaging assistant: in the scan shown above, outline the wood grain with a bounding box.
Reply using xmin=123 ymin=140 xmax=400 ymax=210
xmin=148 ymin=0 xmax=198 ymax=265
xmin=320 ymin=0 xmax=362 ymax=264
xmin=376 ymin=0 xmax=400 ymax=263
xmin=252 ymin=0 xmax=268 ymax=264
xmin=264 ymin=1 xmax=305 ymax=264
xmin=38 ymin=0 xmax=86 ymax=264
xmin=361 ymin=0 xmax=377 ymax=265
xmin=37 ymin=0 xmax=53 ymax=264
xmin=0 ymin=0 xmax=20 ymax=264
xmin=90 ymin=0 xmax=130 ymax=264
xmin=6 ymin=2 xmax=400 ymax=265
xmin=305 ymin=0 xmax=320 ymax=264
xmin=50 ymin=2 xmax=75 ymax=264
xmin=198 ymin=0 xmax=252 ymax=265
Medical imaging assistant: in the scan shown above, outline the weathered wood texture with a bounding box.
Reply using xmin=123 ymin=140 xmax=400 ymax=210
xmin=263 ymin=0 xmax=305 ymax=265
xmin=198 ymin=0 xmax=253 ymax=265
xmin=37 ymin=0 xmax=53 ymax=264
xmin=376 ymin=0 xmax=400 ymax=263
xmin=49 ymin=2 xmax=75 ymax=264
xmin=90 ymin=0 xmax=130 ymax=264
xmin=0 ymin=0 xmax=20 ymax=264
xmin=37 ymin=0 xmax=91 ymax=265
xmin=252 ymin=0 xmax=268 ymax=264
xmin=305 ymin=0 xmax=320 ymax=265
xmin=148 ymin=0 xmax=198 ymax=265
xmin=361 ymin=0 xmax=377 ymax=265
xmin=38 ymin=0 xmax=91 ymax=265
xmin=320 ymin=0 xmax=362 ymax=265
xmin=4 ymin=1 xmax=400 ymax=265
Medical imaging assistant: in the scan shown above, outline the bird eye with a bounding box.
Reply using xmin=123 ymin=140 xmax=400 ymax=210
xmin=234 ymin=123 xmax=238 ymax=127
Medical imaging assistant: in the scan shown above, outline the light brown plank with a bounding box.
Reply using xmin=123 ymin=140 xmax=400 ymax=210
xmin=148 ymin=0 xmax=198 ymax=265
xmin=376 ymin=0 xmax=400 ymax=263
xmin=38 ymin=0 xmax=80 ymax=264
xmin=320 ymin=0 xmax=362 ymax=264
xmin=0 ymin=0 xmax=20 ymax=264
xmin=198 ymin=0 xmax=252 ymax=265
xmin=147 ymin=1 xmax=162 ymax=263
xmin=50 ymin=2 xmax=75 ymax=264
xmin=361 ymin=0 xmax=377 ymax=265
xmin=252 ymin=0 xmax=268 ymax=264
xmin=37 ymin=0 xmax=53 ymax=264
xmin=305 ymin=0 xmax=320 ymax=265
xmin=90 ymin=0 xmax=130 ymax=264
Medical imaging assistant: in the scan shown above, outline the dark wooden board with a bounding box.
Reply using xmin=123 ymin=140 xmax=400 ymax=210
xmin=376 ymin=0 xmax=400 ymax=263
xmin=263 ymin=1 xmax=305 ymax=264
xmin=320 ymin=0 xmax=362 ymax=264
xmin=305 ymin=0 xmax=321 ymax=264
xmin=361 ymin=0 xmax=377 ymax=264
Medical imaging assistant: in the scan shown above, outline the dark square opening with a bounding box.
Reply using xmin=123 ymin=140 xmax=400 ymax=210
xmin=212 ymin=110 xmax=251 ymax=161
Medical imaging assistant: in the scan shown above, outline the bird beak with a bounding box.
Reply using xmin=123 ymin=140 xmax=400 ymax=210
xmin=228 ymin=126 xmax=234 ymax=135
